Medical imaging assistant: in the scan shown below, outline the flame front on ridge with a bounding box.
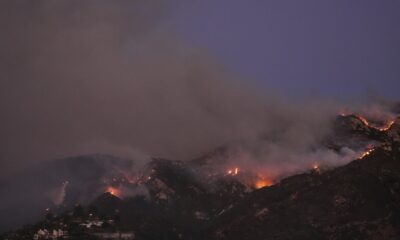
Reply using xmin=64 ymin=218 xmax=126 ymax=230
xmin=106 ymin=186 xmax=121 ymax=197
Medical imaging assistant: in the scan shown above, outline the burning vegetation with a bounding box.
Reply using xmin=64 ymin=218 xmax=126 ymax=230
xmin=340 ymin=113 xmax=395 ymax=132
xmin=358 ymin=147 xmax=375 ymax=160
xmin=226 ymin=167 xmax=239 ymax=176
xmin=105 ymin=186 xmax=121 ymax=197
xmin=95 ymin=112 xmax=394 ymax=202
xmin=354 ymin=115 xmax=395 ymax=132
xmin=2 ymin=109 xmax=400 ymax=240
xmin=224 ymin=166 xmax=274 ymax=189
xmin=254 ymin=179 xmax=273 ymax=189
xmin=337 ymin=112 xmax=396 ymax=161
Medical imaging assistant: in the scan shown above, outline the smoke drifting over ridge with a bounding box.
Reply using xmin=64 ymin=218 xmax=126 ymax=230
xmin=0 ymin=0 xmax=377 ymax=176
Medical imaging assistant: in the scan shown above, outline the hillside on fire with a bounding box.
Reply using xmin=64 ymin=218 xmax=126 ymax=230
xmin=1 ymin=1 xmax=400 ymax=240
xmin=1 ymin=111 xmax=400 ymax=240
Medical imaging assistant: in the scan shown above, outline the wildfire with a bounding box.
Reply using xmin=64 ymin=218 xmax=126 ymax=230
xmin=377 ymin=120 xmax=395 ymax=131
xmin=341 ymin=113 xmax=395 ymax=132
xmin=106 ymin=186 xmax=121 ymax=197
xmin=312 ymin=164 xmax=321 ymax=173
xmin=358 ymin=147 xmax=375 ymax=160
xmin=354 ymin=115 xmax=370 ymax=127
xmin=254 ymin=179 xmax=273 ymax=189
xmin=226 ymin=167 xmax=239 ymax=176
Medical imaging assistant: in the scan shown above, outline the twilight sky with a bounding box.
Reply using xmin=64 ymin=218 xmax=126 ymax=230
xmin=170 ymin=0 xmax=400 ymax=100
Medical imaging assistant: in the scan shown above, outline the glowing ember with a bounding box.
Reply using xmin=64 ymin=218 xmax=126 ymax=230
xmin=106 ymin=186 xmax=121 ymax=197
xmin=358 ymin=148 xmax=375 ymax=160
xmin=255 ymin=179 xmax=273 ymax=189
xmin=377 ymin=120 xmax=395 ymax=131
xmin=226 ymin=167 xmax=239 ymax=176
xmin=311 ymin=164 xmax=323 ymax=174
xmin=341 ymin=113 xmax=395 ymax=132
xmin=354 ymin=115 xmax=370 ymax=127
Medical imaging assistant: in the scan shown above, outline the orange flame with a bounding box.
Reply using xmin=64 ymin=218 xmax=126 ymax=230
xmin=354 ymin=115 xmax=370 ymax=127
xmin=226 ymin=167 xmax=239 ymax=176
xmin=358 ymin=148 xmax=375 ymax=160
xmin=377 ymin=120 xmax=395 ymax=131
xmin=254 ymin=179 xmax=273 ymax=189
xmin=341 ymin=113 xmax=395 ymax=132
xmin=106 ymin=186 xmax=121 ymax=197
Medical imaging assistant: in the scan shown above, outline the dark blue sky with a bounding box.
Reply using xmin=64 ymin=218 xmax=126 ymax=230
xmin=169 ymin=0 xmax=400 ymax=100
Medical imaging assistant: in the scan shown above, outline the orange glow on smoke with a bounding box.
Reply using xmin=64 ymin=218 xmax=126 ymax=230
xmin=106 ymin=186 xmax=121 ymax=197
xmin=255 ymin=179 xmax=273 ymax=189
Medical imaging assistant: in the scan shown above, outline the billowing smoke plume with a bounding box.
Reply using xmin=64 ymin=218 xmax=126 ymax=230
xmin=0 ymin=0 xmax=393 ymax=180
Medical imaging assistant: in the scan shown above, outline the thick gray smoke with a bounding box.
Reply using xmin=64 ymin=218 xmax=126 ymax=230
xmin=2 ymin=0 xmax=387 ymax=180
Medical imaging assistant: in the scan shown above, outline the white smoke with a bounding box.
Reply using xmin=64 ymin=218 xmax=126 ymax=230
xmin=50 ymin=181 xmax=69 ymax=206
